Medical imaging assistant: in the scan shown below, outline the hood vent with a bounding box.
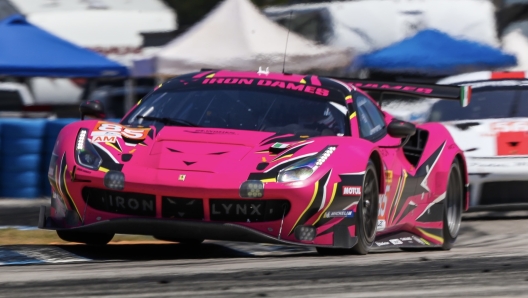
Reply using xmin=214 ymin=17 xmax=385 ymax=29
xmin=454 ymin=122 xmax=481 ymax=131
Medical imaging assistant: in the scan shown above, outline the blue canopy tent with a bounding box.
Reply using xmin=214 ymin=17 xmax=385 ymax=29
xmin=0 ymin=15 xmax=128 ymax=77
xmin=351 ymin=29 xmax=517 ymax=76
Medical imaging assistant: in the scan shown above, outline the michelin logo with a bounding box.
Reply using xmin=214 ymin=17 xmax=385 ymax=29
xmin=324 ymin=210 xmax=354 ymax=218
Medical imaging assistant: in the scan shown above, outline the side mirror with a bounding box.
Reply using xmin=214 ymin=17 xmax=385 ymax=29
xmin=80 ymin=100 xmax=105 ymax=120
xmin=387 ymin=120 xmax=416 ymax=139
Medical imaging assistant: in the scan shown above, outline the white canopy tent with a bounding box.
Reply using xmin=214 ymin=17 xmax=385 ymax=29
xmin=502 ymin=28 xmax=528 ymax=71
xmin=266 ymin=0 xmax=500 ymax=55
xmin=154 ymin=0 xmax=352 ymax=77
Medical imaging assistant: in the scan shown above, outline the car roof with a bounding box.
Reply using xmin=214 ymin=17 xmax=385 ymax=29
xmin=162 ymin=69 xmax=355 ymax=95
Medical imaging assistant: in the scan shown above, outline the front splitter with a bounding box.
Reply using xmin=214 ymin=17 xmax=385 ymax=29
xmin=38 ymin=206 xmax=357 ymax=249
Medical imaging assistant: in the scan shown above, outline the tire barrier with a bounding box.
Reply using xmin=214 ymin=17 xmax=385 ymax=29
xmin=41 ymin=119 xmax=77 ymax=197
xmin=0 ymin=119 xmax=46 ymax=198
xmin=0 ymin=118 xmax=122 ymax=198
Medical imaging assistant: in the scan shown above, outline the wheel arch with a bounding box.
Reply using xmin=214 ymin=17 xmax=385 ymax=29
xmin=454 ymin=153 xmax=469 ymax=211
xmin=369 ymin=150 xmax=385 ymax=194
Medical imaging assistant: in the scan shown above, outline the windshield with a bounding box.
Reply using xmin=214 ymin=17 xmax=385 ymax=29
xmin=428 ymin=88 xmax=528 ymax=122
xmin=122 ymin=86 xmax=349 ymax=136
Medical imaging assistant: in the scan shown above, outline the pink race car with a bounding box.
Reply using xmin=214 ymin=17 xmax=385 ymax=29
xmin=39 ymin=70 xmax=471 ymax=255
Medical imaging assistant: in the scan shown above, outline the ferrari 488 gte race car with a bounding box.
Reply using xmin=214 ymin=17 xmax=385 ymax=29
xmin=425 ymin=71 xmax=528 ymax=211
xmin=39 ymin=70 xmax=471 ymax=254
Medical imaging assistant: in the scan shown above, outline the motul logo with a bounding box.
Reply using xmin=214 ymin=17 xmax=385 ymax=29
xmin=342 ymin=186 xmax=362 ymax=196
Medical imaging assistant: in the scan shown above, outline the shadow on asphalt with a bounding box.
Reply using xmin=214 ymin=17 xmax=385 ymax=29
xmin=53 ymin=243 xmax=260 ymax=261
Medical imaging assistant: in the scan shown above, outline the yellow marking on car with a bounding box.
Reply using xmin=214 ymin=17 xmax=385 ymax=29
xmin=137 ymin=99 xmax=142 ymax=105
xmin=262 ymin=157 xmax=267 ymax=162
xmin=345 ymin=95 xmax=352 ymax=100
xmin=300 ymin=135 xmax=309 ymax=138
xmin=260 ymin=178 xmax=276 ymax=183
xmin=349 ymin=112 xmax=357 ymax=120
xmin=386 ymin=175 xmax=402 ymax=223
xmin=385 ymin=170 xmax=393 ymax=184
xmin=389 ymin=170 xmax=407 ymax=223
xmin=300 ymin=78 xmax=306 ymax=84
xmin=63 ymin=165 xmax=82 ymax=220
xmin=272 ymin=154 xmax=293 ymax=162
xmin=98 ymin=167 xmax=109 ymax=173
xmin=206 ymin=73 xmax=215 ymax=78
xmin=289 ymin=181 xmax=319 ymax=235
xmin=129 ymin=149 xmax=136 ymax=153
xmin=312 ymin=183 xmax=338 ymax=226
xmin=417 ymin=228 xmax=443 ymax=244
xmin=105 ymin=142 xmax=121 ymax=152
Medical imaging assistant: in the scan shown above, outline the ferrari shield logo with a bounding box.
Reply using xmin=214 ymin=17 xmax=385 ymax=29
xmin=179 ymin=174 xmax=186 ymax=181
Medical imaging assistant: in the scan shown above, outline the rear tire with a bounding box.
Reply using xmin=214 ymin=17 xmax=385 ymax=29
xmin=56 ymin=230 xmax=114 ymax=245
xmin=316 ymin=160 xmax=379 ymax=255
xmin=442 ymin=160 xmax=463 ymax=250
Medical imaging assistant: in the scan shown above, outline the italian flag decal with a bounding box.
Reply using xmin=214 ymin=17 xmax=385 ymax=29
xmin=460 ymin=86 xmax=471 ymax=107
xmin=271 ymin=142 xmax=289 ymax=149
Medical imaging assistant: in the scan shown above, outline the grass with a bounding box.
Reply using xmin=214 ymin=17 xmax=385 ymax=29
xmin=0 ymin=228 xmax=167 ymax=245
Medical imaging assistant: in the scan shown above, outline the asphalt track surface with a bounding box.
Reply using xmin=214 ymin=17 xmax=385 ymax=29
xmin=2 ymin=212 xmax=528 ymax=297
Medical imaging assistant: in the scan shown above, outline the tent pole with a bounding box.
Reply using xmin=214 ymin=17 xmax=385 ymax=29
xmin=124 ymin=78 xmax=136 ymax=112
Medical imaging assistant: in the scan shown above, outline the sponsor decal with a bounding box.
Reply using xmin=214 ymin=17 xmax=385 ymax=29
xmin=377 ymin=185 xmax=390 ymax=231
xmin=376 ymin=219 xmax=386 ymax=231
xmin=412 ymin=236 xmax=426 ymax=245
xmin=202 ymin=78 xmax=330 ymax=97
xmin=389 ymin=239 xmax=403 ymax=245
xmin=347 ymin=82 xmax=433 ymax=94
xmin=92 ymin=135 xmax=117 ymax=143
xmin=211 ymin=203 xmax=262 ymax=216
xmin=178 ymin=175 xmax=186 ymax=181
xmin=324 ymin=210 xmax=354 ymax=218
xmin=490 ymin=121 xmax=528 ymax=133
xmin=400 ymin=237 xmax=413 ymax=242
xmin=91 ymin=122 xmax=150 ymax=141
xmin=342 ymin=186 xmax=362 ymax=196
xmin=375 ymin=241 xmax=390 ymax=247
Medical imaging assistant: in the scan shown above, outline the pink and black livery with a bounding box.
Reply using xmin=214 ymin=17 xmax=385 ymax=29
xmin=39 ymin=70 xmax=470 ymax=254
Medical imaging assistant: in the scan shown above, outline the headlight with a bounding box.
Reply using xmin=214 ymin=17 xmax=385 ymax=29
xmin=277 ymin=146 xmax=336 ymax=183
xmin=75 ymin=129 xmax=102 ymax=170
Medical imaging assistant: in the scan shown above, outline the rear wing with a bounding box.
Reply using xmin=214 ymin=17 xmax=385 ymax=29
xmin=336 ymin=79 xmax=471 ymax=107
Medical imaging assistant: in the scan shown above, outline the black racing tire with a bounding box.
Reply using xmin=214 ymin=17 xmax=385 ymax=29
xmin=153 ymin=236 xmax=205 ymax=245
xmin=316 ymin=160 xmax=379 ymax=256
xmin=56 ymin=230 xmax=114 ymax=246
xmin=350 ymin=160 xmax=379 ymax=255
xmin=442 ymin=160 xmax=463 ymax=250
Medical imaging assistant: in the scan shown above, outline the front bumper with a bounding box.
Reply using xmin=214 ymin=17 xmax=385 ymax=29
xmin=39 ymin=206 xmax=357 ymax=248
xmin=468 ymin=172 xmax=528 ymax=211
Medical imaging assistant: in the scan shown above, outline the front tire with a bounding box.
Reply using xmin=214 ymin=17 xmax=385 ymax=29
xmin=56 ymin=230 xmax=114 ymax=245
xmin=351 ymin=160 xmax=379 ymax=255
xmin=316 ymin=160 xmax=379 ymax=255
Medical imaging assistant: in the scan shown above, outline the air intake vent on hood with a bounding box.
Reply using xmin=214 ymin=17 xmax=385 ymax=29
xmin=454 ymin=122 xmax=481 ymax=131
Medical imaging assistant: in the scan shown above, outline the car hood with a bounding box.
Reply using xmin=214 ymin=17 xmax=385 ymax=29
xmin=93 ymin=125 xmax=334 ymax=176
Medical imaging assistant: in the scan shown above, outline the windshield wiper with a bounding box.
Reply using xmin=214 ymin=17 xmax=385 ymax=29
xmin=137 ymin=116 xmax=200 ymax=127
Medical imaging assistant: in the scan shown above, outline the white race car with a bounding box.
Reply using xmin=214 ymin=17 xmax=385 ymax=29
xmin=431 ymin=71 xmax=528 ymax=211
